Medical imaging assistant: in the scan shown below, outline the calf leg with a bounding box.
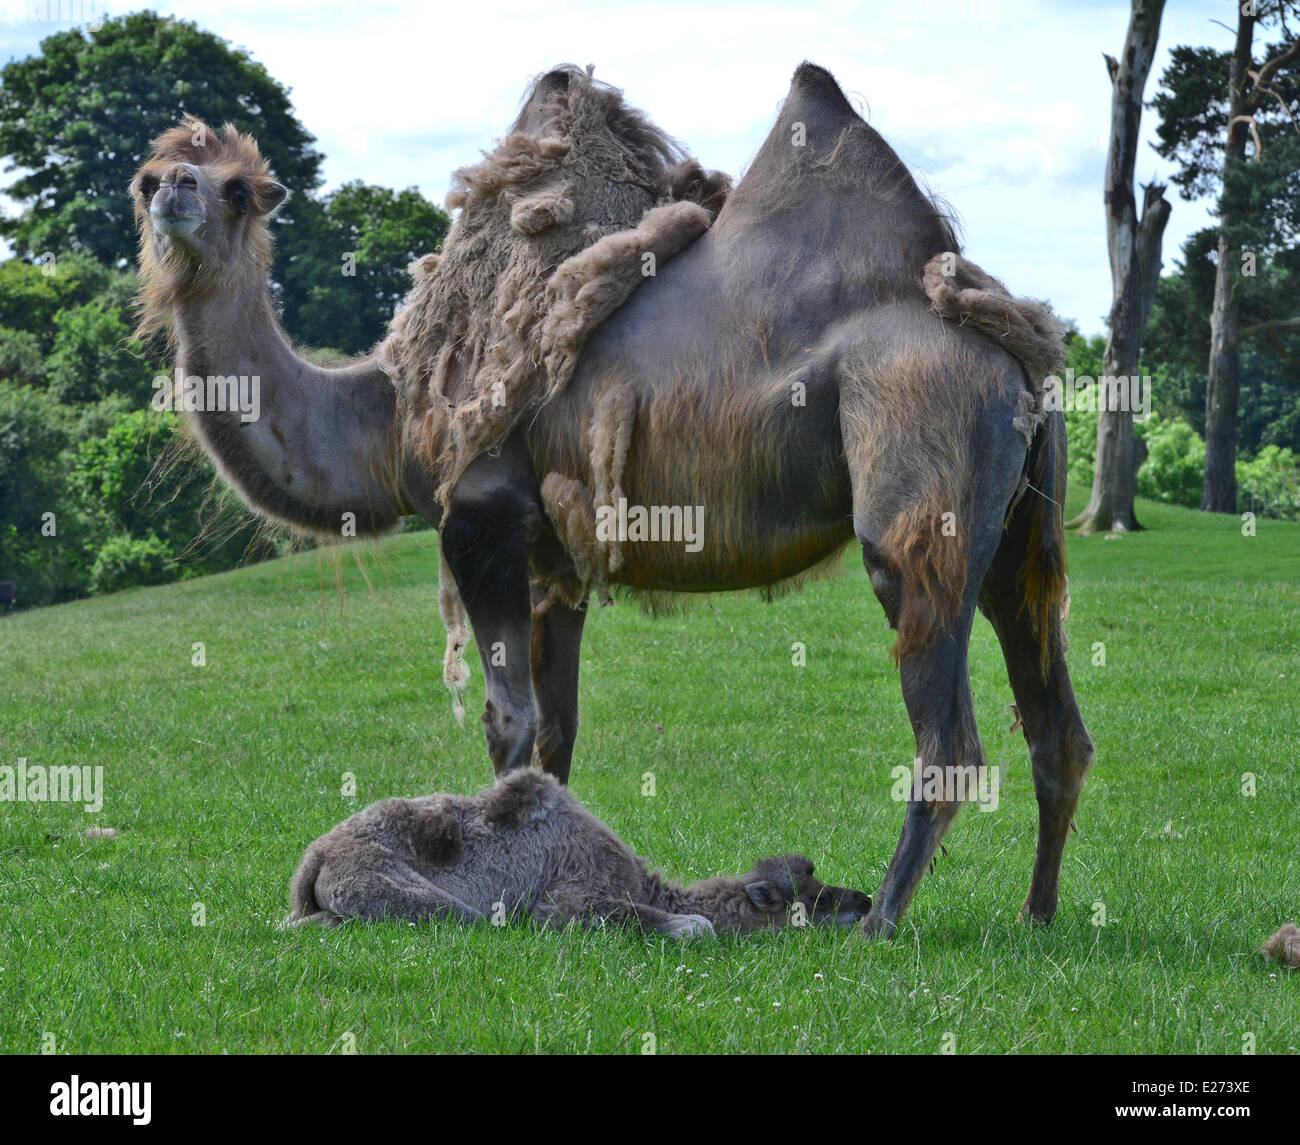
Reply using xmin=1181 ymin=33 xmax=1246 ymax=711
xmin=529 ymin=586 xmax=587 ymax=784
xmin=535 ymin=898 xmax=715 ymax=939
xmin=323 ymin=871 xmax=484 ymax=925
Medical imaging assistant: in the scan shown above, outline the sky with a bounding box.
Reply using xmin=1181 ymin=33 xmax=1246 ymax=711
xmin=0 ymin=0 xmax=1236 ymax=337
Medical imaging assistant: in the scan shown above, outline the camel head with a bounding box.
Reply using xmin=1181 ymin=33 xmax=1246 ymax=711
xmin=131 ymin=117 xmax=288 ymax=316
xmin=740 ymin=854 xmax=873 ymax=930
xmin=129 ymin=116 xmax=409 ymax=540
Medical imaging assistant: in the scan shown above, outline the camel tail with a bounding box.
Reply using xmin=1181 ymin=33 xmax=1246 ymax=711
xmin=1014 ymin=406 xmax=1070 ymax=679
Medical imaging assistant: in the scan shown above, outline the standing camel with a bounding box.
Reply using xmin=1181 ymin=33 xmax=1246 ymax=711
xmin=131 ymin=63 xmax=1092 ymax=938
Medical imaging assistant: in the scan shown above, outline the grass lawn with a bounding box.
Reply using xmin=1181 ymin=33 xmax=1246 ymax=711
xmin=1 ymin=495 xmax=1297 ymax=1054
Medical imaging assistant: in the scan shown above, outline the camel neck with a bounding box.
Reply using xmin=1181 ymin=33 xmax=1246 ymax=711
xmin=171 ymin=273 xmax=299 ymax=385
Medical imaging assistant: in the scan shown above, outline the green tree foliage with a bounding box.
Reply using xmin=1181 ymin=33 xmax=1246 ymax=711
xmin=1147 ymin=19 xmax=1300 ymax=507
xmin=0 ymin=381 xmax=88 ymax=604
xmin=279 ymin=183 xmax=450 ymax=354
xmin=1145 ymin=235 xmax=1300 ymax=454
xmin=0 ymin=10 xmax=323 ymax=267
xmin=0 ymin=254 xmax=114 ymax=355
xmin=47 ymin=297 xmax=157 ymax=404
xmin=1151 ymin=40 xmax=1300 ymax=248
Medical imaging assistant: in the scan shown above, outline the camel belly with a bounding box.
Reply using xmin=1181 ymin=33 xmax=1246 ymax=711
xmin=530 ymin=385 xmax=853 ymax=593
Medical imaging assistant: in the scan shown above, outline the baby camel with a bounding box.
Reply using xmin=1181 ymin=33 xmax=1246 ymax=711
xmin=288 ymin=770 xmax=871 ymax=938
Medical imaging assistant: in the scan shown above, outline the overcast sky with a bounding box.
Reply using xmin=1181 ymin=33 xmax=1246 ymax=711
xmin=1 ymin=0 xmax=1234 ymax=337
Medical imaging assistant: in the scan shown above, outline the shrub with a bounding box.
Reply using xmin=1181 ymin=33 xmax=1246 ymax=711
xmin=1136 ymin=415 xmax=1205 ymax=508
xmin=1237 ymin=444 xmax=1300 ymax=520
xmin=88 ymin=532 xmax=177 ymax=595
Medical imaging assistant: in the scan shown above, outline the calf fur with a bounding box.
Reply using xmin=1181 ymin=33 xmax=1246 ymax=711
xmin=288 ymin=769 xmax=871 ymax=938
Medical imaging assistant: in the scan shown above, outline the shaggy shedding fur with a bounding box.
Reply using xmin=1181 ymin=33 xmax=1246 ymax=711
xmin=539 ymin=472 xmax=605 ymax=602
xmin=1262 ymin=922 xmax=1300 ymax=968
xmin=438 ymin=547 xmax=472 ymax=724
xmin=377 ymin=64 xmax=726 ymax=513
xmin=921 ymin=252 xmax=1066 ymax=446
xmin=539 ymin=201 xmax=713 ymax=389
xmin=379 ymin=66 xmax=727 ymax=705
xmin=286 ymin=769 xmax=872 ymax=937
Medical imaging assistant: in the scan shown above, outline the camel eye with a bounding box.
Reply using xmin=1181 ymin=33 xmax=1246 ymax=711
xmin=226 ymin=180 xmax=250 ymax=212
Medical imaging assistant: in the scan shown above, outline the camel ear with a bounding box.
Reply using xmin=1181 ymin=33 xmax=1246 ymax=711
xmin=745 ymin=880 xmax=785 ymax=913
xmin=261 ymin=181 xmax=290 ymax=215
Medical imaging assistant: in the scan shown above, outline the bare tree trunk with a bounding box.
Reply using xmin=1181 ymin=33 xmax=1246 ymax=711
xmin=1069 ymin=0 xmax=1167 ymax=535
xmin=1201 ymin=9 xmax=1256 ymax=513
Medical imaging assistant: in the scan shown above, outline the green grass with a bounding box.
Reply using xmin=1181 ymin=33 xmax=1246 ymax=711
xmin=1 ymin=495 xmax=1297 ymax=1054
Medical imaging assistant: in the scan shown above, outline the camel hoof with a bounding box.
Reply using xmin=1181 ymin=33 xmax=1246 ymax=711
xmin=857 ymin=910 xmax=896 ymax=941
xmin=667 ymin=915 xmax=716 ymax=940
xmin=1018 ymin=899 xmax=1056 ymax=927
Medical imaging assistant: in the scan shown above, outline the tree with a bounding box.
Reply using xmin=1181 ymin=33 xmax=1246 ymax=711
xmin=278 ymin=182 xmax=451 ymax=355
xmin=0 ymin=11 xmax=322 ymax=268
xmin=1145 ymin=232 xmax=1300 ymax=452
xmin=1068 ymin=0 xmax=1169 ymax=535
xmin=1151 ymin=4 xmax=1300 ymax=512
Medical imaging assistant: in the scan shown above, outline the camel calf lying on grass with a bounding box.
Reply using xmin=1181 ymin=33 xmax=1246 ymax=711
xmin=288 ymin=770 xmax=871 ymax=938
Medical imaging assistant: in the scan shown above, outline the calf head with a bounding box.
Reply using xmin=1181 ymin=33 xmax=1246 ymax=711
xmin=742 ymin=854 xmax=873 ymax=930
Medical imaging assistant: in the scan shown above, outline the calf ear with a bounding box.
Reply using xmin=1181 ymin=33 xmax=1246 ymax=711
xmin=745 ymin=880 xmax=785 ymax=913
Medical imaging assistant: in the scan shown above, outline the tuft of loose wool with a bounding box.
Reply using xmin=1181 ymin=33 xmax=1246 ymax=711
xmin=1261 ymin=922 xmax=1300 ymax=968
xmin=84 ymin=826 xmax=117 ymax=839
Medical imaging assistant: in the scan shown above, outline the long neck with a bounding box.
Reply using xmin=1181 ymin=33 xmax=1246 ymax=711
xmin=170 ymin=272 xmax=410 ymax=536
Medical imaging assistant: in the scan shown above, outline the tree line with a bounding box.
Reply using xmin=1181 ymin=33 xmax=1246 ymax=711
xmin=0 ymin=8 xmax=1297 ymax=611
xmin=0 ymin=12 xmax=448 ymax=608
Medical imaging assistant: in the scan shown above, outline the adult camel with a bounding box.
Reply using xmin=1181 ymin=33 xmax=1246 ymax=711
xmin=132 ymin=62 xmax=1092 ymax=938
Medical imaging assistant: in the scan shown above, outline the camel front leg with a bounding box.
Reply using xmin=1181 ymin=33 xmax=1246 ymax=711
xmin=440 ymin=450 xmax=542 ymax=778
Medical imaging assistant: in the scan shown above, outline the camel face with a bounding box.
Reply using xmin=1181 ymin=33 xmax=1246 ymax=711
xmin=742 ymin=855 xmax=873 ymax=931
xmin=134 ymin=158 xmax=281 ymax=270
xmin=131 ymin=118 xmax=288 ymax=276
xmin=144 ymin=163 xmax=205 ymax=236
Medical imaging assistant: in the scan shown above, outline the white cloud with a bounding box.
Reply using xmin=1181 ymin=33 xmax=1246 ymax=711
xmin=1 ymin=0 xmax=1231 ymax=333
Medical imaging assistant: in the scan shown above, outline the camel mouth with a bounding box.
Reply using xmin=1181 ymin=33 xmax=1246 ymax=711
xmin=812 ymin=889 xmax=873 ymax=927
xmin=150 ymin=208 xmax=203 ymax=237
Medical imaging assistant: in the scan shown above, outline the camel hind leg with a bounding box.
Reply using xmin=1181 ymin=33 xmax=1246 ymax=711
xmin=528 ymin=585 xmax=587 ymax=784
xmin=856 ymin=587 xmax=990 ymax=938
xmin=978 ymin=409 xmax=1093 ymax=924
xmin=840 ymin=334 xmax=1029 ymax=937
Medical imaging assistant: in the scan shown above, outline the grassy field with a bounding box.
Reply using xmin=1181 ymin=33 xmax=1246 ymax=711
xmin=1 ymin=494 xmax=1297 ymax=1054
